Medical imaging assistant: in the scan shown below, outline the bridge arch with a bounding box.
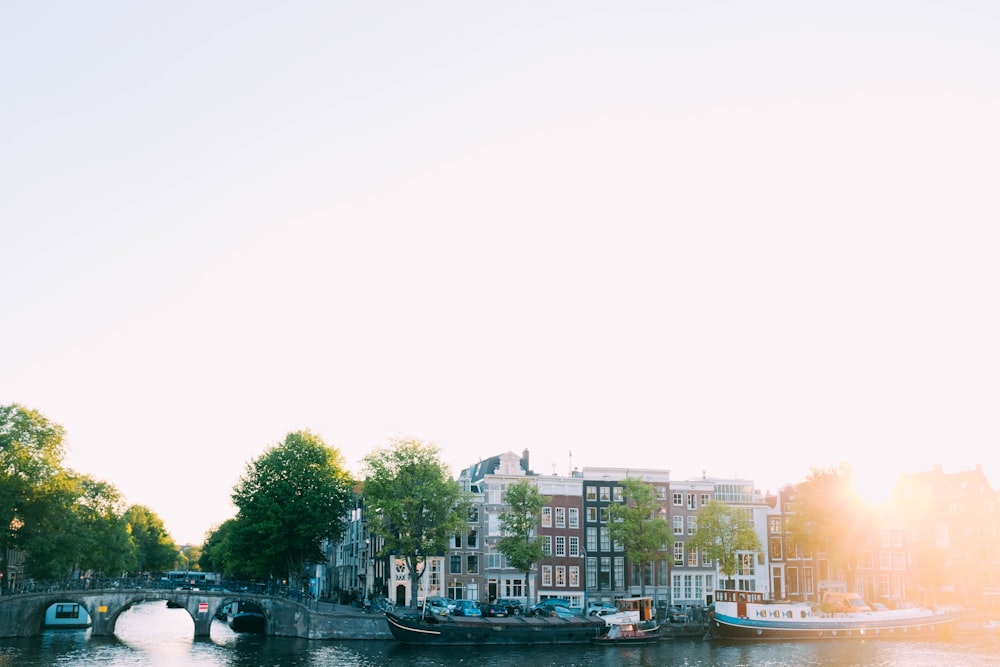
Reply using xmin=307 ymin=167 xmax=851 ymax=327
xmin=0 ymin=589 xmax=345 ymax=640
xmin=21 ymin=594 xmax=92 ymax=635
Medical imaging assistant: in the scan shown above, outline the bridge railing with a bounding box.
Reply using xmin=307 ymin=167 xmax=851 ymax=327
xmin=2 ymin=577 xmax=317 ymax=604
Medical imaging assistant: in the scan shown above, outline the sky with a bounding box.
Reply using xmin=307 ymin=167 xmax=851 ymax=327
xmin=3 ymin=1 xmax=999 ymax=546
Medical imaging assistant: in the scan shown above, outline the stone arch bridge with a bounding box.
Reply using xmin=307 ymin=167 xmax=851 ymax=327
xmin=0 ymin=589 xmax=386 ymax=640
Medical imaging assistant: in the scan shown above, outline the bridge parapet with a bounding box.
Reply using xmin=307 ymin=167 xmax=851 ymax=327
xmin=0 ymin=588 xmax=388 ymax=640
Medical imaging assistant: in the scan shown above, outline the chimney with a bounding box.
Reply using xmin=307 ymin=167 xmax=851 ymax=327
xmin=522 ymin=449 xmax=530 ymax=473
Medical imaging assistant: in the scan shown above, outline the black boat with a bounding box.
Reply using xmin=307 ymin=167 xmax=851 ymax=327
xmin=226 ymin=601 xmax=267 ymax=633
xmin=385 ymin=610 xmax=606 ymax=645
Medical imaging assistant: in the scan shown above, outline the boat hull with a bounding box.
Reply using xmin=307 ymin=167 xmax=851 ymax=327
xmin=713 ymin=612 xmax=959 ymax=640
xmin=385 ymin=611 xmax=605 ymax=645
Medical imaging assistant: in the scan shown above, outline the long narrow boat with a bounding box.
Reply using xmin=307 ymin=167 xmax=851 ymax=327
xmin=711 ymin=589 xmax=959 ymax=640
xmin=385 ymin=610 xmax=606 ymax=645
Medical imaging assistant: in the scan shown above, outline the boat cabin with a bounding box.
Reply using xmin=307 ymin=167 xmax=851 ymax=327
xmin=615 ymin=597 xmax=655 ymax=622
xmin=819 ymin=591 xmax=873 ymax=613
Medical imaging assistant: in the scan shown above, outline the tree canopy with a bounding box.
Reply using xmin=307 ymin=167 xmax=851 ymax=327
xmin=688 ymin=499 xmax=762 ymax=586
xmin=0 ymin=404 xmax=150 ymax=588
xmin=362 ymin=438 xmax=467 ymax=608
xmin=785 ymin=464 xmax=870 ymax=590
xmin=125 ymin=504 xmax=178 ymax=573
xmin=227 ymin=430 xmax=354 ymax=585
xmin=497 ymin=479 xmax=548 ymax=605
xmin=606 ymin=477 xmax=671 ymax=596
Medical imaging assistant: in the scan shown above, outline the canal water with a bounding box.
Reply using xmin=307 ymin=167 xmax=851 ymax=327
xmin=2 ymin=601 xmax=998 ymax=666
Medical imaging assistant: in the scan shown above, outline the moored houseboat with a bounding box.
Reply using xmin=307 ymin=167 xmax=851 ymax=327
xmin=711 ymin=589 xmax=959 ymax=640
xmin=43 ymin=603 xmax=91 ymax=629
xmin=385 ymin=609 xmax=606 ymax=645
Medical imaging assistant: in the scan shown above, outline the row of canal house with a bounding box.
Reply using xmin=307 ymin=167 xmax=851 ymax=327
xmin=327 ymin=454 xmax=1000 ymax=615
xmin=329 ymin=450 xmax=770 ymax=613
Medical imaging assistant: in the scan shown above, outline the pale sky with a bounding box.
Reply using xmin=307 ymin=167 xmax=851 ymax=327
xmin=3 ymin=1 xmax=999 ymax=545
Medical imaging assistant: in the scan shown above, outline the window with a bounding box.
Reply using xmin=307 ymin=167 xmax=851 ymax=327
xmin=586 ymin=486 xmax=598 ymax=501
xmin=541 ymin=566 xmax=553 ymax=587
xmin=613 ymin=557 xmax=624 ymax=587
xmin=740 ymin=552 xmax=755 ymax=576
xmin=555 ymin=535 xmax=566 ymax=557
xmin=702 ymin=550 xmax=712 ymax=566
xmin=569 ymin=536 xmax=580 ymax=557
xmin=687 ymin=545 xmax=698 ymax=566
xmin=587 ymin=558 xmax=597 ymax=588
xmin=673 ymin=493 xmax=683 ymax=506
xmin=467 ymin=555 xmax=479 ymax=574
xmin=892 ymin=552 xmax=905 ymax=571
xmin=555 ymin=566 xmax=566 ymax=587
xmin=674 ymin=541 xmax=684 ymax=565
xmin=586 ymin=507 xmax=597 ymax=523
xmin=701 ymin=494 xmax=710 ymax=507
xmin=468 ymin=530 xmax=478 ymax=548
xmin=450 ymin=555 xmax=462 ymax=574
xmin=656 ymin=486 xmax=667 ymax=500
xmin=542 ymin=507 xmax=552 ymax=527
xmin=600 ymin=507 xmax=610 ymax=523
xmin=454 ymin=533 xmax=462 ymax=548
xmin=488 ymin=552 xmax=504 ymax=569
xmin=613 ymin=487 xmax=624 ymax=502
xmin=879 ymin=551 xmax=891 ymax=570
xmin=687 ymin=493 xmax=696 ymax=510
xmin=568 ymin=507 xmax=579 ymax=528
xmin=687 ymin=516 xmax=696 ymax=535
xmin=673 ymin=516 xmax=684 ymax=535
xmin=770 ymin=536 xmax=783 ymax=560
xmin=448 ymin=581 xmax=463 ymax=599
xmin=599 ymin=557 xmax=611 ymax=587
xmin=555 ymin=507 xmax=566 ymax=528
xmin=769 ymin=517 xmax=781 ymax=533
xmin=542 ymin=536 xmax=552 ymax=556
xmin=600 ymin=487 xmax=611 ymax=501
xmin=586 ymin=527 xmax=598 ymax=551
xmin=569 ymin=566 xmax=580 ymax=587
xmin=505 ymin=579 xmax=524 ymax=598
xmin=600 ymin=528 xmax=610 ymax=551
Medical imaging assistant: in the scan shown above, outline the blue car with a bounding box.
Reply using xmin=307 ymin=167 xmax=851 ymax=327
xmin=452 ymin=599 xmax=483 ymax=617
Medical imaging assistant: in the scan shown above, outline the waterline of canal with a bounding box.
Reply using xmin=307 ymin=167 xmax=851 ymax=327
xmin=3 ymin=601 xmax=998 ymax=666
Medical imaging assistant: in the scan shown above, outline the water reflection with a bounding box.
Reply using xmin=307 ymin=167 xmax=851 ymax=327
xmin=1 ymin=601 xmax=997 ymax=667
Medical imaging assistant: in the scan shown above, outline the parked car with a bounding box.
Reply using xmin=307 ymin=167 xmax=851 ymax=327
xmin=665 ymin=606 xmax=687 ymax=623
xmin=586 ymin=601 xmax=617 ymax=616
xmin=421 ymin=596 xmax=455 ymax=616
xmin=452 ymin=599 xmax=483 ymax=617
xmin=527 ymin=598 xmax=577 ymax=617
xmin=480 ymin=602 xmax=508 ymax=617
xmin=530 ymin=604 xmax=576 ymax=619
xmin=495 ymin=598 xmax=524 ymax=616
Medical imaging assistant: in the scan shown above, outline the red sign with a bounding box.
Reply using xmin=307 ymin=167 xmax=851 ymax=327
xmin=198 ymin=602 xmax=209 ymax=613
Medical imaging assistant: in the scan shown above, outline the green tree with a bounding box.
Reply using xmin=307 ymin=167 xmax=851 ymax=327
xmin=0 ymin=404 xmax=68 ymax=591
xmin=362 ymin=438 xmax=467 ymax=610
xmin=785 ymin=464 xmax=869 ymax=592
xmin=688 ymin=500 xmax=762 ymax=589
xmin=125 ymin=505 xmax=178 ymax=573
xmin=497 ymin=479 xmax=548 ymax=606
xmin=69 ymin=475 xmax=137 ymax=577
xmin=229 ymin=430 xmax=353 ymax=587
xmin=177 ymin=544 xmax=203 ymax=572
xmin=199 ymin=519 xmax=244 ymax=577
xmin=607 ymin=478 xmax=671 ymax=596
